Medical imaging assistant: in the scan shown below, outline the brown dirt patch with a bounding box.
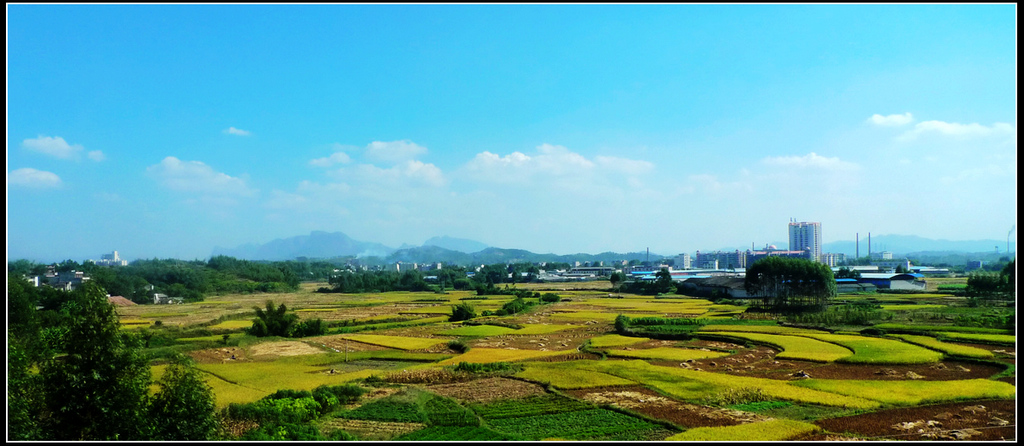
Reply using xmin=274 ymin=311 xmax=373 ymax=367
xmin=563 ymin=385 xmax=771 ymax=428
xmin=651 ymin=342 xmax=1010 ymax=381
xmin=188 ymin=346 xmax=248 ymax=363
xmin=426 ymin=377 xmax=549 ymax=404
xmin=248 ymin=340 xmax=327 ymax=357
xmin=710 ymin=359 xmax=1009 ymax=381
xmin=318 ymin=418 xmax=424 ymax=440
xmin=810 ymin=399 xmax=1016 ymax=441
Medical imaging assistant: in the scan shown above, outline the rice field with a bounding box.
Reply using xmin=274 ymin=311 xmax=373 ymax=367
xmin=934 ymin=332 xmax=1015 ymax=346
xmin=887 ymin=334 xmax=995 ymax=358
xmin=698 ymin=332 xmax=854 ymax=362
xmin=437 ymin=348 xmax=575 ymax=365
xmin=207 ymin=319 xmax=253 ymax=330
xmin=116 ymin=283 xmax=1015 ymax=441
xmin=437 ymin=325 xmax=518 ymax=337
xmin=515 ymin=362 xmax=638 ymax=389
xmin=338 ymin=334 xmax=449 ymax=350
xmin=588 ymin=334 xmax=650 ymax=348
xmin=605 ymin=347 xmax=731 ymax=362
xmin=666 ymin=419 xmax=820 ymax=441
xmin=792 ymin=333 xmax=945 ymax=364
xmin=793 ymin=378 xmax=1017 ymax=406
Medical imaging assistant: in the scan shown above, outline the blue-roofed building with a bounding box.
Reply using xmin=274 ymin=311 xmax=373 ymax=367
xmin=857 ymin=273 xmax=926 ymax=290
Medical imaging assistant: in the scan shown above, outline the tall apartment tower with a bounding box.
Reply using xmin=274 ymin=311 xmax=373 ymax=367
xmin=788 ymin=220 xmax=822 ymax=263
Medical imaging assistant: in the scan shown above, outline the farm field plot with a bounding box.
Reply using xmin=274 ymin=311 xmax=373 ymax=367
xmin=792 ymin=333 xmax=945 ymax=364
xmin=697 ymin=331 xmax=853 ymax=362
xmin=667 ymin=418 xmax=820 ymax=441
xmin=515 ymin=362 xmax=638 ymax=389
xmin=811 ymin=399 xmax=1016 ymax=441
xmin=337 ymin=334 xmax=450 ymax=350
xmin=108 ymin=283 xmax=1015 ymax=442
xmin=888 ymin=334 xmax=995 ymax=358
xmin=934 ymin=331 xmax=1015 ymax=346
xmin=564 ymin=385 xmax=772 ymax=428
xmin=483 ymin=407 xmax=677 ymax=441
xmin=605 ymin=346 xmax=731 ymax=362
xmin=793 ymin=378 xmax=1016 ymax=406
xmin=588 ymin=333 xmax=650 ymax=348
xmin=437 ymin=347 xmax=576 ymax=365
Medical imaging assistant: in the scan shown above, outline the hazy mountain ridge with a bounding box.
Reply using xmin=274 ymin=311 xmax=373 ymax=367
xmin=211 ymin=231 xmax=1013 ymax=265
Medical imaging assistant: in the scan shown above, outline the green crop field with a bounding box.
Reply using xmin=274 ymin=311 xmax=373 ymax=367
xmin=793 ymin=333 xmax=944 ymax=364
xmin=698 ymin=332 xmax=853 ymax=362
xmin=437 ymin=325 xmax=518 ymax=337
xmin=515 ymin=362 xmax=637 ymax=389
xmin=484 ymin=408 xmax=676 ymax=441
xmin=793 ymin=378 xmax=1016 ymax=406
xmin=934 ymin=332 xmax=1015 ymax=345
xmin=393 ymin=426 xmax=522 ymax=441
xmin=698 ymin=324 xmax=827 ymax=335
xmin=887 ymin=334 xmax=994 ymax=358
xmin=469 ymin=393 xmax=594 ymax=419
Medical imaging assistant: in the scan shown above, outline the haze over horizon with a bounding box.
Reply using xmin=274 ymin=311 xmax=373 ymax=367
xmin=7 ymin=5 xmax=1017 ymax=263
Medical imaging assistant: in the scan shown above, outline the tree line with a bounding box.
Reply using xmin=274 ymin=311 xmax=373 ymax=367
xmin=8 ymin=278 xmax=218 ymax=440
xmin=7 ymin=255 xmax=315 ymax=304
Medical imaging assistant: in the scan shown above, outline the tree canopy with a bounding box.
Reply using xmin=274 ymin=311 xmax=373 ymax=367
xmin=744 ymin=257 xmax=836 ymax=312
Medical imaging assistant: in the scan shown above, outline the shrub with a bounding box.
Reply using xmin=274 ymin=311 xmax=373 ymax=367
xmin=448 ymin=339 xmax=470 ymax=353
xmin=449 ymin=303 xmax=477 ymax=322
xmin=540 ymin=293 xmax=561 ymax=303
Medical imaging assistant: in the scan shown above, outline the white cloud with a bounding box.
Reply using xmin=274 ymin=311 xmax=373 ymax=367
xmin=898 ymin=120 xmax=1016 ymax=141
xmin=22 ymin=135 xmax=86 ymax=160
xmin=463 ymin=144 xmax=654 ymax=185
xmin=224 ymin=127 xmax=251 ymax=136
xmin=8 ymin=168 xmax=62 ymax=188
xmin=595 ymin=155 xmax=654 ymax=175
xmin=364 ymin=140 xmax=428 ymax=163
xmin=761 ymin=152 xmax=860 ymax=172
xmin=351 ymin=160 xmax=446 ymax=187
xmin=87 ymin=150 xmax=106 ymax=162
xmin=309 ymin=151 xmax=352 ymax=167
xmin=146 ymin=156 xmax=256 ymax=196
xmin=867 ymin=112 xmax=913 ymax=127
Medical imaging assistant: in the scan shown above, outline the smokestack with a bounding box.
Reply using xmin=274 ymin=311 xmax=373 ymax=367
xmin=868 ymin=233 xmax=871 ymax=258
xmin=856 ymin=233 xmax=859 ymax=259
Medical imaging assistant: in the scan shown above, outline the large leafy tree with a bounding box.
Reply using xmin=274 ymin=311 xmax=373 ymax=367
xmin=38 ymin=281 xmax=154 ymax=440
xmin=744 ymin=256 xmax=836 ymax=312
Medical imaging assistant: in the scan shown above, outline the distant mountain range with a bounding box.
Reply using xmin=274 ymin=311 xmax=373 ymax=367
xmin=212 ymin=231 xmax=664 ymax=265
xmin=213 ymin=231 xmax=1014 ymax=265
xmin=822 ymin=234 xmax=1014 ymax=257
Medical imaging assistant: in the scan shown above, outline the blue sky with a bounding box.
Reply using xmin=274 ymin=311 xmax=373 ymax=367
xmin=7 ymin=4 xmax=1017 ymax=262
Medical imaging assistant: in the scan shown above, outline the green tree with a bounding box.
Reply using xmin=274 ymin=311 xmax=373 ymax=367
xmin=149 ymin=356 xmax=219 ymax=440
xmin=39 ymin=281 xmax=153 ymax=440
xmin=8 ymin=337 xmax=44 ymax=440
xmin=609 ymin=271 xmax=624 ymax=287
xmin=654 ymin=267 xmax=675 ymax=294
xmin=247 ymin=300 xmax=299 ymax=337
xmin=449 ymin=302 xmax=477 ymax=322
xmin=744 ymin=257 xmax=836 ymax=312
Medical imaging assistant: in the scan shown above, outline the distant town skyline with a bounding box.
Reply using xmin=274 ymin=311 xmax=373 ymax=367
xmin=7 ymin=5 xmax=1017 ymax=262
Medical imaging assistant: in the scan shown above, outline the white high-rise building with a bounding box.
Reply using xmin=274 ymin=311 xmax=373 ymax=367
xmin=788 ymin=220 xmax=822 ymax=263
